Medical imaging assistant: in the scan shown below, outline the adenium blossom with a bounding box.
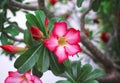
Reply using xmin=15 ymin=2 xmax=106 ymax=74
xmin=44 ymin=22 xmax=82 ymax=63
xmin=30 ymin=26 xmax=43 ymax=41
xmin=4 ymin=71 xmax=42 ymax=83
xmin=44 ymin=17 xmax=49 ymax=28
xmin=0 ymin=45 xmax=26 ymax=53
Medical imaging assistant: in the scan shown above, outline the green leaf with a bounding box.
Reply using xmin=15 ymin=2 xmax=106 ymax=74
xmin=56 ymin=80 xmax=72 ymax=83
xmin=83 ymin=80 xmax=98 ymax=83
xmin=24 ymin=29 xmax=34 ymax=46
xmin=77 ymin=64 xmax=92 ymax=82
xmin=35 ymin=10 xmax=47 ymax=36
xmin=49 ymin=52 xmax=65 ymax=75
xmin=32 ymin=65 xmax=43 ymax=78
xmin=14 ymin=43 xmax=43 ymax=73
xmin=92 ymin=0 xmax=101 ymax=12
xmin=77 ymin=0 xmax=84 ymax=7
xmin=85 ymin=69 xmax=105 ymax=81
xmin=0 ymin=34 xmax=9 ymax=45
xmin=0 ymin=12 xmax=4 ymax=32
xmin=4 ymin=25 xmax=19 ymax=36
xmin=0 ymin=0 xmax=8 ymax=8
xmin=37 ymin=46 xmax=50 ymax=72
xmin=26 ymin=13 xmax=38 ymax=27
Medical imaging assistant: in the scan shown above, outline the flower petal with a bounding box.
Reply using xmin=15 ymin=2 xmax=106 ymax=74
xmin=31 ymin=76 xmax=42 ymax=83
xmin=8 ymin=71 xmax=23 ymax=77
xmin=53 ymin=22 xmax=67 ymax=37
xmin=5 ymin=77 xmax=22 ymax=83
xmin=65 ymin=44 xmax=82 ymax=56
xmin=44 ymin=35 xmax=58 ymax=51
xmin=54 ymin=46 xmax=68 ymax=63
xmin=65 ymin=28 xmax=80 ymax=44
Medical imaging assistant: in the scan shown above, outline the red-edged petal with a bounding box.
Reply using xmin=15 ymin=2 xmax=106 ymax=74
xmin=4 ymin=77 xmax=22 ymax=83
xmin=44 ymin=35 xmax=59 ymax=51
xmin=54 ymin=46 xmax=68 ymax=63
xmin=31 ymin=76 xmax=42 ymax=83
xmin=65 ymin=28 xmax=80 ymax=44
xmin=8 ymin=71 xmax=23 ymax=77
xmin=65 ymin=44 xmax=82 ymax=56
xmin=52 ymin=22 xmax=67 ymax=37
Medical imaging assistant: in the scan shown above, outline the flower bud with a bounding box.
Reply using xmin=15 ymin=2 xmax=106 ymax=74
xmin=44 ymin=17 xmax=49 ymax=29
xmin=49 ymin=0 xmax=57 ymax=5
xmin=100 ymin=32 xmax=110 ymax=43
xmin=30 ymin=26 xmax=43 ymax=41
xmin=0 ymin=45 xmax=26 ymax=53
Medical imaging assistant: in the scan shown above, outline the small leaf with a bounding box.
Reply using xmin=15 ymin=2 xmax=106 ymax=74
xmin=32 ymin=65 xmax=43 ymax=78
xmin=56 ymin=80 xmax=72 ymax=83
xmin=77 ymin=0 xmax=84 ymax=7
xmin=77 ymin=64 xmax=92 ymax=82
xmin=14 ymin=43 xmax=43 ymax=73
xmin=85 ymin=69 xmax=105 ymax=81
xmin=92 ymin=0 xmax=101 ymax=12
xmin=37 ymin=46 xmax=50 ymax=72
xmin=49 ymin=52 xmax=65 ymax=75
xmin=83 ymin=80 xmax=98 ymax=83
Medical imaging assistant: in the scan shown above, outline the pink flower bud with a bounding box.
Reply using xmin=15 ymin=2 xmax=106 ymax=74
xmin=0 ymin=45 xmax=26 ymax=53
xmin=30 ymin=26 xmax=43 ymax=41
xmin=45 ymin=17 xmax=49 ymax=28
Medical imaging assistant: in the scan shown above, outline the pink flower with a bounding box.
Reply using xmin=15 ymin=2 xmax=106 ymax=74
xmin=4 ymin=71 xmax=42 ymax=83
xmin=44 ymin=22 xmax=82 ymax=63
xmin=0 ymin=45 xmax=26 ymax=54
xmin=30 ymin=26 xmax=43 ymax=41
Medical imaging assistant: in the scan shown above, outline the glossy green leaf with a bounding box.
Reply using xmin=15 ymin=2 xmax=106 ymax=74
xmin=26 ymin=13 xmax=38 ymax=27
xmin=56 ymin=80 xmax=72 ymax=83
xmin=0 ymin=0 xmax=8 ymax=8
xmin=77 ymin=0 xmax=84 ymax=7
xmin=0 ymin=34 xmax=8 ymax=45
xmin=77 ymin=64 xmax=92 ymax=82
xmin=83 ymin=80 xmax=98 ymax=83
xmin=24 ymin=29 xmax=34 ymax=46
xmin=32 ymin=65 xmax=43 ymax=78
xmin=4 ymin=25 xmax=19 ymax=36
xmin=35 ymin=10 xmax=47 ymax=36
xmin=14 ymin=43 xmax=43 ymax=73
xmin=92 ymin=0 xmax=101 ymax=12
xmin=37 ymin=46 xmax=50 ymax=72
xmin=49 ymin=52 xmax=65 ymax=75
xmin=85 ymin=69 xmax=105 ymax=81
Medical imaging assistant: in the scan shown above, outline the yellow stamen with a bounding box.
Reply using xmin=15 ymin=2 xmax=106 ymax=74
xmin=58 ymin=37 xmax=67 ymax=46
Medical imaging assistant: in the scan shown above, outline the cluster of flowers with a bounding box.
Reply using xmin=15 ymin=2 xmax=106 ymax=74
xmin=0 ymin=17 xmax=82 ymax=83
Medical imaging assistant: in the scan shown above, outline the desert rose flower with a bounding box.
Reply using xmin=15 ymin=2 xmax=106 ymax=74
xmin=44 ymin=22 xmax=82 ymax=63
xmin=45 ymin=17 xmax=49 ymax=28
xmin=30 ymin=26 xmax=43 ymax=41
xmin=0 ymin=45 xmax=26 ymax=53
xmin=4 ymin=71 xmax=42 ymax=83
xmin=49 ymin=0 xmax=57 ymax=5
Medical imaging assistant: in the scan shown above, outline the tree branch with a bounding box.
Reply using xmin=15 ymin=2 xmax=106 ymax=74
xmin=9 ymin=0 xmax=38 ymax=10
xmin=80 ymin=0 xmax=93 ymax=31
xmin=80 ymin=0 xmax=116 ymax=71
xmin=2 ymin=31 xmax=24 ymax=42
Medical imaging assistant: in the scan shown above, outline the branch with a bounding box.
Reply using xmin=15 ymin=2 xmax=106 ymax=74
xmin=3 ymin=31 xmax=24 ymax=42
xmin=9 ymin=0 xmax=54 ymax=18
xmin=9 ymin=0 xmax=38 ymax=10
xmin=37 ymin=0 xmax=54 ymax=18
xmin=80 ymin=0 xmax=93 ymax=31
xmin=81 ymin=32 xmax=116 ymax=71
xmin=80 ymin=0 xmax=117 ymax=71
